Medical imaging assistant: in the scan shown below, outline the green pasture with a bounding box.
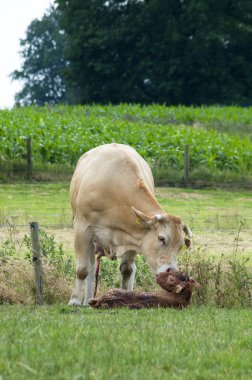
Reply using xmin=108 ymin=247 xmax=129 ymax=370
xmin=0 ymin=182 xmax=71 ymax=227
xmin=0 ymin=182 xmax=251 ymax=230
xmin=0 ymin=182 xmax=251 ymax=264
xmin=0 ymin=305 xmax=251 ymax=380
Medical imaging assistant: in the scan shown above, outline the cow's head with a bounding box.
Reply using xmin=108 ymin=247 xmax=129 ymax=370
xmin=132 ymin=207 xmax=192 ymax=273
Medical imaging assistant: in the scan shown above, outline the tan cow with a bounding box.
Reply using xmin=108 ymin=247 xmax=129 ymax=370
xmin=69 ymin=143 xmax=192 ymax=306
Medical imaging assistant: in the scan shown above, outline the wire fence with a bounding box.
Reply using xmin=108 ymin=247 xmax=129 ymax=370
xmin=1 ymin=210 xmax=252 ymax=228
xmin=1 ymin=214 xmax=251 ymax=267
xmin=1 ymin=202 xmax=252 ymax=230
xmin=0 ymin=175 xmax=251 ymax=262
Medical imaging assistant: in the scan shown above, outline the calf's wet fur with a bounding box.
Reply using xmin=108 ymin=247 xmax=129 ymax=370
xmin=88 ymin=269 xmax=201 ymax=309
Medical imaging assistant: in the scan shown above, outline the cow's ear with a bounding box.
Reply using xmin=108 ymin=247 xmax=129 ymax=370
xmin=185 ymin=237 xmax=191 ymax=249
xmin=132 ymin=207 xmax=154 ymax=227
xmin=183 ymin=224 xmax=193 ymax=238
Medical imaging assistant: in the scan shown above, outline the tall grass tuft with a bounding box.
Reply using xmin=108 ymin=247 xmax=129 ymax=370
xmin=0 ymin=230 xmax=73 ymax=304
xmin=178 ymin=222 xmax=252 ymax=307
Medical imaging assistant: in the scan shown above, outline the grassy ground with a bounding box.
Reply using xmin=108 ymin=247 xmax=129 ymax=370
xmin=0 ymin=182 xmax=71 ymax=227
xmin=1 ymin=182 xmax=251 ymax=227
xmin=0 ymin=305 xmax=251 ymax=380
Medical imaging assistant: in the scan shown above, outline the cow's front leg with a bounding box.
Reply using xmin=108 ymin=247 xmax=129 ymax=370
xmin=68 ymin=223 xmax=95 ymax=306
xmin=120 ymin=251 xmax=137 ymax=291
xmin=83 ymin=253 xmax=95 ymax=306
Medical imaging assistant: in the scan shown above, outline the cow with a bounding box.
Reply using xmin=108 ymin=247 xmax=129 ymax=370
xmin=69 ymin=143 xmax=192 ymax=306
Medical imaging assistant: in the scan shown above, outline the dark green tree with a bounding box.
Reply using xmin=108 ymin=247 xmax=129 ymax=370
xmin=177 ymin=0 xmax=252 ymax=104
xmin=11 ymin=5 xmax=68 ymax=106
xmin=56 ymin=0 xmax=252 ymax=105
xmin=56 ymin=0 xmax=150 ymax=103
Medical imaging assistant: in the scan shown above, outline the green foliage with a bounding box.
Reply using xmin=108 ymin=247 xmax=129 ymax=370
xmin=135 ymin=255 xmax=156 ymax=290
xmin=0 ymin=239 xmax=16 ymax=260
xmin=99 ymin=255 xmax=157 ymax=291
xmin=0 ymin=216 xmax=20 ymax=260
xmin=0 ymin=222 xmax=74 ymax=279
xmin=0 ymin=105 xmax=251 ymax=184
xmin=179 ymin=247 xmax=252 ymax=308
xmin=99 ymin=258 xmax=121 ymax=289
xmin=24 ymin=230 xmax=75 ymax=279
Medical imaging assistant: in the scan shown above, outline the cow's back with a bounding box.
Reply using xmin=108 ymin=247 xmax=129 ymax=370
xmin=70 ymin=143 xmax=159 ymax=225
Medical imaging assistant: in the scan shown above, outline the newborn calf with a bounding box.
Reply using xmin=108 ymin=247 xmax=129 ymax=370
xmin=88 ymin=269 xmax=200 ymax=309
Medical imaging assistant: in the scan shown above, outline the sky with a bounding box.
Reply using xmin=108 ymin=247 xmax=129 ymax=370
xmin=0 ymin=0 xmax=53 ymax=109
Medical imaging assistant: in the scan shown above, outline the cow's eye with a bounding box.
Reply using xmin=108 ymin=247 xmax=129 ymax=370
xmin=158 ymin=235 xmax=166 ymax=244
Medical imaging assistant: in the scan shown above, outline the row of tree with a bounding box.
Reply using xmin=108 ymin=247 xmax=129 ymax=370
xmin=12 ymin=0 xmax=252 ymax=106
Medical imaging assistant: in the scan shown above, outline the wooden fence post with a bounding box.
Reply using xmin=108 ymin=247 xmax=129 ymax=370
xmin=26 ymin=137 xmax=32 ymax=180
xmin=184 ymin=144 xmax=190 ymax=187
xmin=30 ymin=222 xmax=43 ymax=305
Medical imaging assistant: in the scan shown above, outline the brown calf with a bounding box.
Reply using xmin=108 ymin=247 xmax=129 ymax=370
xmin=88 ymin=269 xmax=201 ymax=309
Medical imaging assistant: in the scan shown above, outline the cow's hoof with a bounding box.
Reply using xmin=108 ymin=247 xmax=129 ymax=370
xmin=68 ymin=298 xmax=82 ymax=306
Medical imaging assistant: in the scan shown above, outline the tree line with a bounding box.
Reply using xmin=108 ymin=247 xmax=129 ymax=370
xmin=12 ymin=0 xmax=252 ymax=106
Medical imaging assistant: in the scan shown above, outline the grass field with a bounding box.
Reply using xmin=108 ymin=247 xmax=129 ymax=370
xmin=0 ymin=305 xmax=251 ymax=380
xmin=1 ymin=182 xmax=252 ymax=227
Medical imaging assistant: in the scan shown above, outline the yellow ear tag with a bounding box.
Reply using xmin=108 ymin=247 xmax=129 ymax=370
xmin=181 ymin=245 xmax=187 ymax=251
xmin=135 ymin=218 xmax=141 ymax=225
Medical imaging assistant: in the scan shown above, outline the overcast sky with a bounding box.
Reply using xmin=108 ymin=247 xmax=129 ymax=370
xmin=0 ymin=0 xmax=53 ymax=109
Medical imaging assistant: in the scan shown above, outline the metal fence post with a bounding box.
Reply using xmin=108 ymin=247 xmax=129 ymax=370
xmin=30 ymin=222 xmax=43 ymax=305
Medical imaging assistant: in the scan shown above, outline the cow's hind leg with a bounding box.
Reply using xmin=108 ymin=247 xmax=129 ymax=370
xmin=68 ymin=223 xmax=95 ymax=306
xmin=120 ymin=251 xmax=137 ymax=291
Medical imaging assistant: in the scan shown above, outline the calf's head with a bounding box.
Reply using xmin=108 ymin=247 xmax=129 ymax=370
xmin=156 ymin=269 xmax=201 ymax=293
xmin=132 ymin=207 xmax=192 ymax=273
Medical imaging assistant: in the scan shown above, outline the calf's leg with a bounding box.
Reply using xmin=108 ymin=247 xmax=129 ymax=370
xmin=120 ymin=251 xmax=137 ymax=291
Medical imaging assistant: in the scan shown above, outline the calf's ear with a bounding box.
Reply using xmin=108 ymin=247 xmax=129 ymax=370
xmin=190 ymin=278 xmax=201 ymax=288
xmin=175 ymin=283 xmax=184 ymax=293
